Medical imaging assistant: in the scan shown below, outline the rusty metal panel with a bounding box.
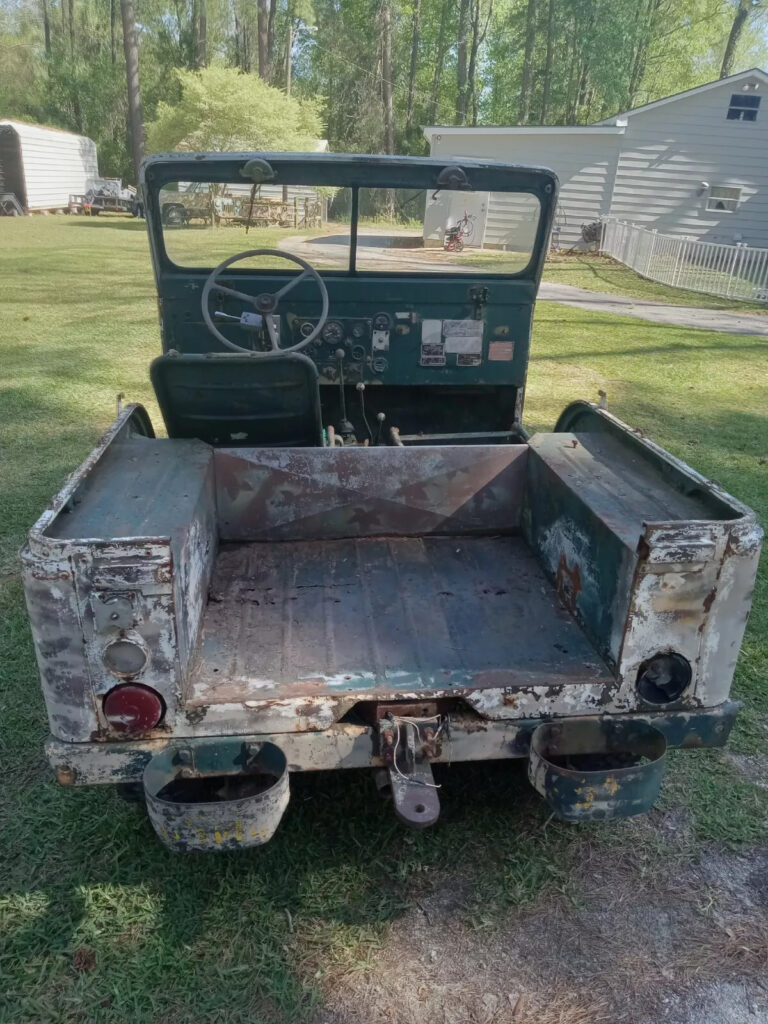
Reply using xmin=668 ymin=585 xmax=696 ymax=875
xmin=24 ymin=405 xmax=218 ymax=743
xmin=525 ymin=414 xmax=762 ymax=715
xmin=214 ymin=444 xmax=528 ymax=541
xmin=44 ymin=701 xmax=740 ymax=785
xmin=697 ymin=520 xmax=763 ymax=705
xmin=184 ymin=535 xmax=611 ymax=730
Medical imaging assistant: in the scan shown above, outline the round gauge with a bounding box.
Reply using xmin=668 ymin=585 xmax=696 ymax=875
xmin=321 ymin=320 xmax=345 ymax=344
xmin=299 ymin=320 xmax=315 ymax=338
xmin=372 ymin=312 xmax=392 ymax=332
xmin=351 ymin=344 xmax=366 ymax=362
xmin=351 ymin=322 xmax=366 ymax=338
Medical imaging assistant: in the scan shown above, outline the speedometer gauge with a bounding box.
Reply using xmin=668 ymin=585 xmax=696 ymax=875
xmin=321 ymin=320 xmax=345 ymax=344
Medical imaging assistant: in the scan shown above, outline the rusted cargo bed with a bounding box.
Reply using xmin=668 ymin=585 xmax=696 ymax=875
xmin=186 ymin=535 xmax=611 ymax=705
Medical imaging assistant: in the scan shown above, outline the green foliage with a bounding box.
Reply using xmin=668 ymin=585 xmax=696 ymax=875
xmin=0 ymin=0 xmax=767 ymax=177
xmin=145 ymin=65 xmax=324 ymax=152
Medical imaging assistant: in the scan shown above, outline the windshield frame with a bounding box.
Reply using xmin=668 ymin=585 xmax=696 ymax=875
xmin=142 ymin=152 xmax=558 ymax=281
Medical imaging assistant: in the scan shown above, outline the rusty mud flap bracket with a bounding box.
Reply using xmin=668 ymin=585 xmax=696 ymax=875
xmin=528 ymin=718 xmax=667 ymax=821
xmin=143 ymin=738 xmax=290 ymax=852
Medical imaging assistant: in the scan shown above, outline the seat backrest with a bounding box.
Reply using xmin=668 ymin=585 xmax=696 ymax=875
xmin=150 ymin=352 xmax=323 ymax=447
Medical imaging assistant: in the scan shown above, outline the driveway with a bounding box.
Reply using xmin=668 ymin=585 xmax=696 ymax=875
xmin=539 ymin=281 xmax=768 ymax=338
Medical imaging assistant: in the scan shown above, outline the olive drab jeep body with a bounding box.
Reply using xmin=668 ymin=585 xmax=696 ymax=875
xmin=23 ymin=154 xmax=762 ymax=851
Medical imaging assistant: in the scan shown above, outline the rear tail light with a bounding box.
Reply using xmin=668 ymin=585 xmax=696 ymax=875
xmin=103 ymin=684 xmax=165 ymax=734
xmin=636 ymin=652 xmax=692 ymax=705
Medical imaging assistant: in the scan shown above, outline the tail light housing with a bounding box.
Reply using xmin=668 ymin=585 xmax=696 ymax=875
xmin=103 ymin=684 xmax=165 ymax=734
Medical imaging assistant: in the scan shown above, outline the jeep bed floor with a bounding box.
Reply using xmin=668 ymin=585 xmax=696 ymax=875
xmin=185 ymin=535 xmax=611 ymax=704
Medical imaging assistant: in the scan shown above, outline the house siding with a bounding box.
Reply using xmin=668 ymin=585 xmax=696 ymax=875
xmin=428 ymin=131 xmax=622 ymax=247
xmin=610 ymin=76 xmax=768 ymax=245
xmin=0 ymin=121 xmax=98 ymax=212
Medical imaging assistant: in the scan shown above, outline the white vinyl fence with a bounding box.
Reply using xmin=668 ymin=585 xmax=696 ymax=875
xmin=601 ymin=218 xmax=768 ymax=303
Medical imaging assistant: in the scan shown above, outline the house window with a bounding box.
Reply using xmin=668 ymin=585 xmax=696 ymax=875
xmin=706 ymin=186 xmax=742 ymax=213
xmin=727 ymin=93 xmax=760 ymax=121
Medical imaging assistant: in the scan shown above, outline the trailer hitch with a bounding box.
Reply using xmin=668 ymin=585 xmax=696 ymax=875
xmin=378 ymin=713 xmax=445 ymax=828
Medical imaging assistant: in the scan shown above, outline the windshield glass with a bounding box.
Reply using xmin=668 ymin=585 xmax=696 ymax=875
xmin=158 ymin=181 xmax=541 ymax=275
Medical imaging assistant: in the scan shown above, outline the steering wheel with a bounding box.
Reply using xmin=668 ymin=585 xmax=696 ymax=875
xmin=201 ymin=248 xmax=329 ymax=356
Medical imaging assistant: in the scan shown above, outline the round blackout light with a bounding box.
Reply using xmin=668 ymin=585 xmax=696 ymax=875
xmin=636 ymin=652 xmax=692 ymax=705
xmin=103 ymin=638 xmax=148 ymax=677
xmin=103 ymin=684 xmax=164 ymax=734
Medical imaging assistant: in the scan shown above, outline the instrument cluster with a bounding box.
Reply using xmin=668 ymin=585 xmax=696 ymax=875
xmin=292 ymin=313 xmax=393 ymax=382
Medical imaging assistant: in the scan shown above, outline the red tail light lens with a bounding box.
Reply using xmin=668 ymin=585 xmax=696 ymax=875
xmin=103 ymin=684 xmax=164 ymax=734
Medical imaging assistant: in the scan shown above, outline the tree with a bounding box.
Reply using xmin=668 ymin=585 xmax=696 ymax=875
xmin=519 ymin=0 xmax=538 ymax=123
xmin=405 ymin=0 xmax=421 ymax=131
xmin=380 ymin=0 xmax=395 ymax=154
xmin=145 ymin=65 xmax=323 ymax=152
xmin=120 ymin=0 xmax=145 ymax=179
xmin=721 ymin=0 xmax=760 ymax=78
xmin=456 ymin=0 xmax=470 ymax=124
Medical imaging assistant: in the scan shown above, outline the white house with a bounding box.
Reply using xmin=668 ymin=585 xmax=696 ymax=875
xmin=422 ymin=68 xmax=768 ymax=249
xmin=0 ymin=120 xmax=98 ymax=213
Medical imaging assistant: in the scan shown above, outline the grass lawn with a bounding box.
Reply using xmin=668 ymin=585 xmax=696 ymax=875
xmin=540 ymin=251 xmax=768 ymax=313
xmin=1 ymin=216 xmax=767 ymax=1023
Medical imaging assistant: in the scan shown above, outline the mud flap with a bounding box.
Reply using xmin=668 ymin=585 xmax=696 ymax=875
xmin=527 ymin=718 xmax=667 ymax=821
xmin=143 ymin=739 xmax=289 ymax=852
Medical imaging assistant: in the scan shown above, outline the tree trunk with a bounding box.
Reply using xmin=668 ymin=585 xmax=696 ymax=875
xmin=67 ymin=0 xmax=75 ymax=57
xmin=540 ymin=0 xmax=554 ymax=122
xmin=257 ymin=0 xmax=269 ymax=79
xmin=428 ymin=0 xmax=450 ymax=124
xmin=405 ymin=0 xmax=422 ymax=131
xmin=196 ymin=0 xmax=207 ymax=68
xmin=267 ymin=0 xmax=277 ymax=80
xmin=41 ymin=0 xmax=51 ymax=58
xmin=285 ymin=18 xmax=295 ymax=94
xmin=627 ymin=0 xmax=659 ymax=106
xmin=520 ymin=0 xmax=537 ymax=124
xmin=381 ymin=0 xmax=395 ymax=154
xmin=721 ymin=0 xmax=752 ymax=78
xmin=120 ymin=0 xmax=145 ymax=181
xmin=456 ymin=0 xmax=470 ymax=124
xmin=467 ymin=0 xmax=492 ymax=126
xmin=110 ymin=0 xmax=116 ymax=64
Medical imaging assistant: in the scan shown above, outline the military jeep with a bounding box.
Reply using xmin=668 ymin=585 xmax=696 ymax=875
xmin=23 ymin=154 xmax=762 ymax=852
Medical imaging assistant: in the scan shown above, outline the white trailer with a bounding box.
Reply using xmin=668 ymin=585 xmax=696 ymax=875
xmin=0 ymin=119 xmax=98 ymax=214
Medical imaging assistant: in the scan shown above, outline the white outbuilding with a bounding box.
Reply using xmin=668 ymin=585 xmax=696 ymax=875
xmin=0 ymin=119 xmax=98 ymax=213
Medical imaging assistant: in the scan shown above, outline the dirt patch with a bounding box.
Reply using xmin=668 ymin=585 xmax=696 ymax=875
xmin=724 ymin=752 xmax=768 ymax=791
xmin=310 ymin=822 xmax=768 ymax=1024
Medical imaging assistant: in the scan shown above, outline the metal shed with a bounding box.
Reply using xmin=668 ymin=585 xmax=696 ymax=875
xmin=0 ymin=120 xmax=98 ymax=214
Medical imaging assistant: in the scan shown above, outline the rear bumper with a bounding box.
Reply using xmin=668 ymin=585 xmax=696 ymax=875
xmin=47 ymin=701 xmax=741 ymax=787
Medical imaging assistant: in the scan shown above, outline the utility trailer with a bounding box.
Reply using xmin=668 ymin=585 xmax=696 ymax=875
xmin=24 ymin=154 xmax=762 ymax=851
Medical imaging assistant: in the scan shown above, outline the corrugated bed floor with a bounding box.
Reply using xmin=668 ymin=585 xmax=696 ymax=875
xmin=187 ymin=535 xmax=610 ymax=704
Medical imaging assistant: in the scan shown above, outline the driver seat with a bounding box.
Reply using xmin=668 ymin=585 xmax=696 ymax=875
xmin=150 ymin=352 xmax=323 ymax=447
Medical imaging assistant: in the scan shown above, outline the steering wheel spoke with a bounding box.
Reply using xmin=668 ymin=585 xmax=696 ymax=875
xmin=202 ymin=248 xmax=329 ymax=357
xmin=273 ymin=267 xmax=311 ymax=301
xmin=212 ymin=282 xmax=261 ymax=306
xmin=264 ymin=315 xmax=280 ymax=350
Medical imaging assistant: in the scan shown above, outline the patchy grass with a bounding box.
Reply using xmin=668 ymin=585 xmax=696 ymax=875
xmin=0 ymin=216 xmax=767 ymax=1023
xmin=541 ymin=251 xmax=768 ymax=312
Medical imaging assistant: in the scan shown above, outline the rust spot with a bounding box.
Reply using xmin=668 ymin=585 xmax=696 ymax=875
xmin=703 ymin=587 xmax=717 ymax=613
xmin=556 ymin=554 xmax=582 ymax=614
xmin=57 ymin=766 xmax=77 ymax=786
